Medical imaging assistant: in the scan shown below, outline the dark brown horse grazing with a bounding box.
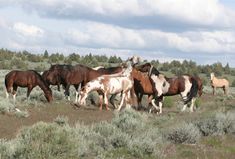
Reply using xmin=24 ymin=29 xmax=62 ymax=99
xmin=5 ymin=70 xmax=53 ymax=103
xmin=137 ymin=63 xmax=201 ymax=113
xmin=43 ymin=64 xmax=123 ymax=104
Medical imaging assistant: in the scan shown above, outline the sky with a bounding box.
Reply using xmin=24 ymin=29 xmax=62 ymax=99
xmin=0 ymin=0 xmax=235 ymax=66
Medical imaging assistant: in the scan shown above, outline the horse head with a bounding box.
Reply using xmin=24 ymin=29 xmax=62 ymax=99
xmin=45 ymin=88 xmax=53 ymax=102
xmin=43 ymin=69 xmax=60 ymax=85
xmin=127 ymin=56 xmax=142 ymax=66
xmin=210 ymin=72 xmax=215 ymax=80
xmin=136 ymin=63 xmax=152 ymax=72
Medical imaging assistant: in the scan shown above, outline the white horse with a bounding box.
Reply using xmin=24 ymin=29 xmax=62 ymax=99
xmin=210 ymin=73 xmax=229 ymax=95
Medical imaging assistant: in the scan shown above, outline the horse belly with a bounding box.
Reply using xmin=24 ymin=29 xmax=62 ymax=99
xmin=108 ymin=78 xmax=123 ymax=94
xmin=14 ymin=77 xmax=30 ymax=87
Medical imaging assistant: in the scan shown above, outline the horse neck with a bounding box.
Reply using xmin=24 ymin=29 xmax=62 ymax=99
xmin=133 ymin=69 xmax=144 ymax=80
xmin=36 ymin=77 xmax=51 ymax=94
xmin=88 ymin=69 xmax=104 ymax=80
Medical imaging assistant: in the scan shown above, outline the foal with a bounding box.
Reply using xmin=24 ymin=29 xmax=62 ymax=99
xmin=5 ymin=70 xmax=53 ymax=103
xmin=210 ymin=73 xmax=229 ymax=95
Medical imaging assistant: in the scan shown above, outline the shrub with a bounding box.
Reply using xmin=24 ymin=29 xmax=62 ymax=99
xmin=54 ymin=115 xmax=69 ymax=126
xmin=166 ymin=122 xmax=201 ymax=144
xmin=14 ymin=110 xmax=29 ymax=118
xmin=0 ymin=98 xmax=15 ymax=114
xmin=127 ymin=127 xmax=163 ymax=158
xmin=232 ymin=80 xmax=235 ymax=87
xmin=14 ymin=122 xmax=82 ymax=159
xmin=111 ymin=109 xmax=146 ymax=134
xmin=195 ymin=112 xmax=235 ymax=136
xmin=0 ymin=139 xmax=18 ymax=159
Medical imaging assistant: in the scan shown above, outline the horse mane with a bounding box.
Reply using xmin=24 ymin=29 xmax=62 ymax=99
xmin=150 ymin=66 xmax=160 ymax=76
xmin=49 ymin=64 xmax=74 ymax=71
xmin=29 ymin=70 xmax=52 ymax=92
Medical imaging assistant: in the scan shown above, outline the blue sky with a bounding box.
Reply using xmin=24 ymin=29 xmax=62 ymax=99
xmin=0 ymin=0 xmax=235 ymax=66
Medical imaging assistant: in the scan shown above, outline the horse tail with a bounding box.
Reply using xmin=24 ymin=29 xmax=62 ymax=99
xmin=184 ymin=77 xmax=198 ymax=104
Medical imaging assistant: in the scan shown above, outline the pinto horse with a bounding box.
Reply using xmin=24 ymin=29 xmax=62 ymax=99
xmin=5 ymin=70 xmax=53 ymax=103
xmin=210 ymin=72 xmax=229 ymax=95
xmin=43 ymin=64 xmax=123 ymax=103
xmin=137 ymin=63 xmax=201 ymax=113
xmin=79 ymin=61 xmax=135 ymax=111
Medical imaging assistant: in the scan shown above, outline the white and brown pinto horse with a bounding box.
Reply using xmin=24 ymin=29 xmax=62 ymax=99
xmin=210 ymin=73 xmax=229 ymax=95
xmin=79 ymin=62 xmax=134 ymax=111
xmin=78 ymin=56 xmax=140 ymax=111
xmin=137 ymin=63 xmax=200 ymax=113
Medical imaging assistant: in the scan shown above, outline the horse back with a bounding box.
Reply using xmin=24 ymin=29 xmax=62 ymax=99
xmin=5 ymin=70 xmax=37 ymax=87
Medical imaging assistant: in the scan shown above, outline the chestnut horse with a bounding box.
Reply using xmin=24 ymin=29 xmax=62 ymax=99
xmin=210 ymin=73 xmax=229 ymax=95
xmin=132 ymin=68 xmax=155 ymax=109
xmin=137 ymin=63 xmax=201 ymax=113
xmin=42 ymin=64 xmax=122 ymax=103
xmin=5 ymin=70 xmax=53 ymax=103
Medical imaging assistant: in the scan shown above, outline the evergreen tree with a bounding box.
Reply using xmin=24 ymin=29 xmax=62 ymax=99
xmin=224 ymin=63 xmax=230 ymax=74
xmin=43 ymin=50 xmax=49 ymax=58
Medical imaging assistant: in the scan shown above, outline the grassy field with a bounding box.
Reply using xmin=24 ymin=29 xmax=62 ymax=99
xmin=0 ymin=70 xmax=235 ymax=159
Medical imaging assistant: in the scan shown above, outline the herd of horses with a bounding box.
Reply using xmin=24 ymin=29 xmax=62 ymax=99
xmin=4 ymin=56 xmax=230 ymax=114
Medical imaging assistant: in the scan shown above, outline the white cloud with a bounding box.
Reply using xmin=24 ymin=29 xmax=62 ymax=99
xmin=16 ymin=0 xmax=235 ymax=29
xmin=63 ymin=22 xmax=235 ymax=54
xmin=13 ymin=22 xmax=44 ymax=37
xmin=65 ymin=23 xmax=145 ymax=49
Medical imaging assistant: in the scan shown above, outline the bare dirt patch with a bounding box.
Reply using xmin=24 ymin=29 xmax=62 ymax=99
xmin=0 ymin=101 xmax=114 ymax=139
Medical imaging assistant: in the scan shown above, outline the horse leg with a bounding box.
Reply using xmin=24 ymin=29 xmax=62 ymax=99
xmin=99 ymin=93 xmax=104 ymax=110
xmin=151 ymin=99 xmax=159 ymax=112
xmin=158 ymin=100 xmax=163 ymax=114
xmin=212 ymin=86 xmax=216 ymax=95
xmin=222 ymin=86 xmax=228 ymax=95
xmin=110 ymin=94 xmax=117 ymax=109
xmin=130 ymin=87 xmax=138 ymax=109
xmin=190 ymin=97 xmax=196 ymax=112
xmin=57 ymin=84 xmax=60 ymax=92
xmin=104 ymin=93 xmax=110 ymax=111
xmin=137 ymin=93 xmax=142 ymax=110
xmin=158 ymin=96 xmax=164 ymax=114
xmin=27 ymin=85 xmax=34 ymax=102
xmin=147 ymin=95 xmax=153 ymax=110
xmin=117 ymin=91 xmax=126 ymax=111
xmin=125 ymin=91 xmax=132 ymax=109
xmin=12 ymin=85 xmax=18 ymax=104
xmin=65 ymin=85 xmax=71 ymax=101
xmin=74 ymin=84 xmax=81 ymax=103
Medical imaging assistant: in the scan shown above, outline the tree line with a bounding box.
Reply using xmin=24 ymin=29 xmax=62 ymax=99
xmin=0 ymin=48 xmax=234 ymax=78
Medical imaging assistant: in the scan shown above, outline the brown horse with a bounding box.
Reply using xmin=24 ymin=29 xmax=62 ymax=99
xmin=5 ymin=70 xmax=53 ymax=103
xmin=137 ymin=63 xmax=201 ymax=113
xmin=43 ymin=64 xmax=123 ymax=103
xmin=132 ymin=68 xmax=155 ymax=109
